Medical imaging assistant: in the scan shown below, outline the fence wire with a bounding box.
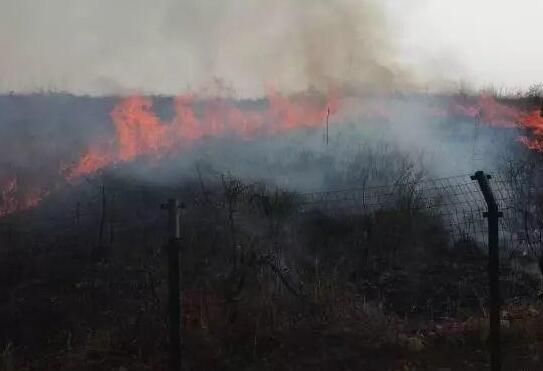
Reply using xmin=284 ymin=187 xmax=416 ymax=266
xmin=300 ymin=173 xmax=543 ymax=258
xmin=2 ymin=171 xmax=543 ymax=256
xmin=2 ymin=170 xmax=543 ymax=318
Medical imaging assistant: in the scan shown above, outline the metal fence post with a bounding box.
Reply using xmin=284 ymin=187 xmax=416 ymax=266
xmin=162 ymin=199 xmax=181 ymax=371
xmin=472 ymin=171 xmax=503 ymax=371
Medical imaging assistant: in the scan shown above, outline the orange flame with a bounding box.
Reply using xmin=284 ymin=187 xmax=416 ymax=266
xmin=3 ymin=89 xmax=543 ymax=220
xmin=449 ymin=95 xmax=543 ymax=148
xmin=1 ymin=89 xmax=339 ymax=218
xmin=449 ymin=95 xmax=519 ymax=127
xmin=67 ymin=90 xmax=340 ymax=179
xmin=518 ymin=109 xmax=543 ymax=151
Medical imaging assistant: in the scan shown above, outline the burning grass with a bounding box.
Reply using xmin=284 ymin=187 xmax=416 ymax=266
xmin=1 ymin=87 xmax=542 ymax=220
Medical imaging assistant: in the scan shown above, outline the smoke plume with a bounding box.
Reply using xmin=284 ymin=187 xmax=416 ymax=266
xmin=0 ymin=0 xmax=407 ymax=97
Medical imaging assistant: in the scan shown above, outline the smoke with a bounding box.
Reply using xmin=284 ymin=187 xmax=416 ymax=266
xmin=0 ymin=0 xmax=408 ymax=97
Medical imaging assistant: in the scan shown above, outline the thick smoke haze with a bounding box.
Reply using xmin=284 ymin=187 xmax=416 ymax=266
xmin=0 ymin=0 xmax=409 ymax=97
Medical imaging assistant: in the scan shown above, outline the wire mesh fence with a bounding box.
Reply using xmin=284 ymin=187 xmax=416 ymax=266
xmin=3 ymin=170 xmax=543 ymax=261
xmin=300 ymin=172 xmax=543 ymax=256
xmin=1 ymin=170 xmax=543 ymax=312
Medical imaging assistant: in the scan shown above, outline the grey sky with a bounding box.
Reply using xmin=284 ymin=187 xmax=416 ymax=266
xmin=385 ymin=0 xmax=543 ymax=92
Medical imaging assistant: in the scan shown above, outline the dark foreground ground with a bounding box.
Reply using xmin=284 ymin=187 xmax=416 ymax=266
xmin=1 ymin=241 xmax=542 ymax=371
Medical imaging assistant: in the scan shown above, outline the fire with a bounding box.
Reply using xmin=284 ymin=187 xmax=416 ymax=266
xmin=0 ymin=176 xmax=48 ymax=218
xmin=449 ymin=95 xmax=543 ymax=148
xmin=1 ymin=88 xmax=339 ymax=218
xmin=476 ymin=95 xmax=520 ymax=128
xmin=2 ymin=87 xmax=543 ymax=220
xmin=67 ymin=89 xmax=340 ymax=179
xmin=448 ymin=95 xmax=519 ymax=127
xmin=518 ymin=109 xmax=543 ymax=151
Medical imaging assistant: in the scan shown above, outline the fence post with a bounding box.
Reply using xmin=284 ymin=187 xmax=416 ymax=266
xmin=162 ymin=199 xmax=181 ymax=371
xmin=471 ymin=171 xmax=503 ymax=371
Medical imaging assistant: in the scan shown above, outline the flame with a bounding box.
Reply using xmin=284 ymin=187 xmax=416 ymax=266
xmin=0 ymin=176 xmax=48 ymax=218
xmin=448 ymin=95 xmax=520 ymax=127
xmin=477 ymin=96 xmax=520 ymax=128
xmin=449 ymin=95 xmax=543 ymax=148
xmin=1 ymin=88 xmax=339 ymax=218
xmin=67 ymin=89 xmax=339 ymax=179
xmin=518 ymin=109 xmax=543 ymax=151
xmin=2 ymin=88 xmax=543 ymax=220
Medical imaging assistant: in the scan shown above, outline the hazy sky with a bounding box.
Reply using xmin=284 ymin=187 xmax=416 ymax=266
xmin=0 ymin=0 xmax=541 ymax=96
xmin=385 ymin=0 xmax=543 ymax=92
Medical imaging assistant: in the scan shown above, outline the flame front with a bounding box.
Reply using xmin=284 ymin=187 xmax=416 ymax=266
xmin=67 ymin=90 xmax=340 ymax=179
xmin=449 ymin=95 xmax=543 ymax=148
xmin=2 ymin=90 xmax=543 ymax=220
